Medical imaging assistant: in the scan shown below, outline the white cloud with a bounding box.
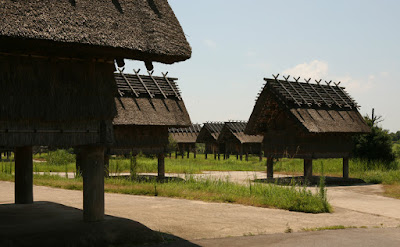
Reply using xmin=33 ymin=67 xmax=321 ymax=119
xmin=203 ymin=39 xmax=217 ymax=49
xmin=336 ymin=75 xmax=374 ymax=94
xmin=283 ymin=60 xmax=328 ymax=79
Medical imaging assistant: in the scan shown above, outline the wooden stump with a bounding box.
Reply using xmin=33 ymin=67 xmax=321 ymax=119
xmin=15 ymin=146 xmax=33 ymax=204
xmin=304 ymin=159 xmax=313 ymax=180
xmin=266 ymin=157 xmax=274 ymax=178
xmin=104 ymin=153 xmax=110 ymax=178
xmin=343 ymin=157 xmax=349 ymax=179
xmin=81 ymin=145 xmax=105 ymax=222
xmin=158 ymin=153 xmax=165 ymax=180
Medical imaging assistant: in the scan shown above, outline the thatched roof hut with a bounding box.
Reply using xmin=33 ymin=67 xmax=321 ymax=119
xmin=196 ymin=122 xmax=224 ymax=159
xmin=169 ymin=124 xmax=202 ymax=158
xmin=111 ymin=71 xmax=191 ymax=155
xmin=218 ymin=121 xmax=263 ymax=161
xmin=245 ymin=76 xmax=370 ymax=179
xmin=1 ymin=0 xmax=191 ymax=221
xmin=0 ymin=0 xmax=191 ymax=64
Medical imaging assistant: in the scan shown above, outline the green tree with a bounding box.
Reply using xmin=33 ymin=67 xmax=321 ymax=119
xmin=353 ymin=110 xmax=395 ymax=164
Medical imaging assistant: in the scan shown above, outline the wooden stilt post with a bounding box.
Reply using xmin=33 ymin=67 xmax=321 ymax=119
xmin=266 ymin=157 xmax=274 ymax=179
xmin=187 ymin=145 xmax=190 ymax=159
xmin=15 ymin=146 xmax=33 ymax=204
xmin=75 ymin=149 xmax=83 ymax=177
xmin=343 ymin=157 xmax=349 ymax=179
xmin=245 ymin=153 xmax=249 ymax=161
xmin=304 ymin=159 xmax=313 ymax=180
xmin=240 ymin=145 xmax=243 ymax=161
xmin=175 ymin=148 xmax=178 ymax=159
xmin=81 ymin=145 xmax=105 ymax=222
xmin=158 ymin=153 xmax=165 ymax=180
xmin=104 ymin=153 xmax=110 ymax=178
xmin=194 ymin=144 xmax=197 ymax=159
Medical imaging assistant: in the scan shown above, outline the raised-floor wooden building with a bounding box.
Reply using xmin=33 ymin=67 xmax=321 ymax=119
xmin=245 ymin=75 xmax=370 ymax=179
xmin=108 ymin=71 xmax=191 ymax=178
xmin=196 ymin=122 xmax=224 ymax=159
xmin=0 ymin=0 xmax=191 ymax=222
xmin=169 ymin=124 xmax=201 ymax=158
xmin=217 ymin=121 xmax=263 ymax=161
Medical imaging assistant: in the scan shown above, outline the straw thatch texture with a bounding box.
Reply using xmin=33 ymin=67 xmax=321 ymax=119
xmin=246 ymin=78 xmax=370 ymax=135
xmin=0 ymin=0 xmax=191 ymax=63
xmin=113 ymin=72 xmax=191 ymax=127
xmin=111 ymin=72 xmax=190 ymax=154
xmin=169 ymin=124 xmax=201 ymax=144
xmin=245 ymin=77 xmax=370 ymax=158
xmin=218 ymin=122 xmax=263 ymax=144
xmin=0 ymin=55 xmax=116 ymax=147
xmin=196 ymin=122 xmax=224 ymax=143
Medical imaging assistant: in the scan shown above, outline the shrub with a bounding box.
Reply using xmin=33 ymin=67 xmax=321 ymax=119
xmin=353 ymin=116 xmax=395 ymax=166
xmin=46 ymin=149 xmax=75 ymax=166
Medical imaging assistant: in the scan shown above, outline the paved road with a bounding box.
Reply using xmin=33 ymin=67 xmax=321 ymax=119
xmin=1 ymin=181 xmax=399 ymax=241
xmin=150 ymin=228 xmax=400 ymax=247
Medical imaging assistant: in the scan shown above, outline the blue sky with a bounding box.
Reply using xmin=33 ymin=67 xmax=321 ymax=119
xmin=126 ymin=0 xmax=400 ymax=132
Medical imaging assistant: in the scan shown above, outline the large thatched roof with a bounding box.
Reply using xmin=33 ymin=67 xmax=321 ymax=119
xmin=0 ymin=0 xmax=191 ymax=63
xmin=218 ymin=121 xmax=263 ymax=144
xmin=113 ymin=71 xmax=191 ymax=127
xmin=246 ymin=77 xmax=370 ymax=135
xmin=169 ymin=124 xmax=201 ymax=144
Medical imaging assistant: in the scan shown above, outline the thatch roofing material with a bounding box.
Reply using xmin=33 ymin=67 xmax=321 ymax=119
xmin=264 ymin=78 xmax=357 ymax=109
xmin=196 ymin=122 xmax=225 ymax=144
xmin=246 ymin=77 xmax=370 ymax=135
xmin=113 ymin=72 xmax=191 ymax=127
xmin=0 ymin=0 xmax=191 ymax=63
xmin=169 ymin=124 xmax=201 ymax=143
xmin=220 ymin=122 xmax=263 ymax=144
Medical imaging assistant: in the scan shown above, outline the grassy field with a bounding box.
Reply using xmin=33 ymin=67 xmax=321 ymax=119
xmin=0 ymin=172 xmax=331 ymax=213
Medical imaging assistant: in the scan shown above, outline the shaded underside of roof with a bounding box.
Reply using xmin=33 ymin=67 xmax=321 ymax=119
xmin=0 ymin=0 xmax=191 ymax=63
xmin=246 ymin=79 xmax=370 ymax=135
xmin=220 ymin=122 xmax=263 ymax=144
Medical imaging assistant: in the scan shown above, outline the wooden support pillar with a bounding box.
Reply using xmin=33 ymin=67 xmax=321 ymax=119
xmin=104 ymin=153 xmax=110 ymax=178
xmin=266 ymin=157 xmax=274 ymax=179
xmin=158 ymin=153 xmax=165 ymax=180
xmin=15 ymin=146 xmax=33 ymax=204
xmin=75 ymin=150 xmax=83 ymax=177
xmin=175 ymin=149 xmax=178 ymax=159
xmin=205 ymin=150 xmax=208 ymax=159
xmin=194 ymin=145 xmax=197 ymax=159
xmin=187 ymin=145 xmax=190 ymax=159
xmin=245 ymin=153 xmax=249 ymax=161
xmin=81 ymin=145 xmax=105 ymax=222
xmin=304 ymin=159 xmax=313 ymax=180
xmin=343 ymin=157 xmax=349 ymax=179
xmin=259 ymin=151 xmax=263 ymax=162
xmin=240 ymin=144 xmax=243 ymax=161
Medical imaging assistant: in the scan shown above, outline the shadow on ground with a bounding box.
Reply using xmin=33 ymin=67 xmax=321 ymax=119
xmin=0 ymin=201 xmax=199 ymax=247
xmin=254 ymin=176 xmax=366 ymax=186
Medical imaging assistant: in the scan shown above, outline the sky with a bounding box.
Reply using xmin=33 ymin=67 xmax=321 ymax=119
xmin=126 ymin=0 xmax=400 ymax=132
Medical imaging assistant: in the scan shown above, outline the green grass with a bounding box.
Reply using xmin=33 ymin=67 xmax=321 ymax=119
xmin=0 ymin=171 xmax=331 ymax=213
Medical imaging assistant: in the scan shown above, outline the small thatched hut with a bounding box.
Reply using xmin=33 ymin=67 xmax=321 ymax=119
xmin=104 ymin=71 xmax=191 ymax=178
xmin=245 ymin=75 xmax=370 ymax=180
xmin=196 ymin=122 xmax=224 ymax=159
xmin=169 ymin=124 xmax=202 ymax=159
xmin=0 ymin=0 xmax=191 ymax=221
xmin=217 ymin=121 xmax=263 ymax=161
